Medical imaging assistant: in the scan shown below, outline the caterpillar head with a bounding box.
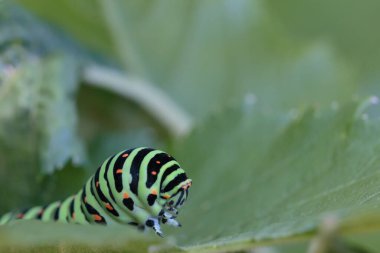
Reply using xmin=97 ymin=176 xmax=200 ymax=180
xmin=161 ymin=178 xmax=192 ymax=214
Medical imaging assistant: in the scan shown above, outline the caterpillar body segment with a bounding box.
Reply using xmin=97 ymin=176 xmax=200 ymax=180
xmin=1 ymin=147 xmax=192 ymax=236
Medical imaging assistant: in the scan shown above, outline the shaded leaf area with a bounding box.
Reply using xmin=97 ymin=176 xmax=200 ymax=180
xmin=0 ymin=52 xmax=85 ymax=212
xmin=37 ymin=164 xmax=87 ymax=207
xmin=273 ymin=212 xmax=380 ymax=253
xmin=77 ymin=84 xmax=171 ymax=171
xmin=17 ymin=0 xmax=358 ymax=120
xmin=0 ymin=221 xmax=179 ymax=253
xmin=171 ymin=100 xmax=380 ymax=250
xmin=346 ymin=231 xmax=380 ymax=253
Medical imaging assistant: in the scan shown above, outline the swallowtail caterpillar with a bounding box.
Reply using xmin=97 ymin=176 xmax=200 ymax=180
xmin=0 ymin=147 xmax=192 ymax=237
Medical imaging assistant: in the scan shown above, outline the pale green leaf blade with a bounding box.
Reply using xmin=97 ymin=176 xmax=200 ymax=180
xmin=171 ymin=100 xmax=380 ymax=250
xmin=0 ymin=221 xmax=179 ymax=253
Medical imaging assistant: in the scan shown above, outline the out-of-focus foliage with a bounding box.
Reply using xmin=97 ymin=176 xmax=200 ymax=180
xmin=0 ymin=52 xmax=85 ymax=206
xmin=16 ymin=0 xmax=361 ymax=119
xmin=0 ymin=0 xmax=380 ymax=252
xmin=0 ymin=2 xmax=166 ymax=212
xmin=0 ymin=4 xmax=87 ymax=211
xmin=1 ymin=55 xmax=85 ymax=173
xmin=266 ymin=0 xmax=380 ymax=74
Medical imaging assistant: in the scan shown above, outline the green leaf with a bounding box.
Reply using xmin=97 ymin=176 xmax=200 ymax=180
xmin=0 ymin=221 xmax=179 ymax=253
xmin=0 ymin=54 xmax=85 ymax=173
xmin=0 ymin=51 xmax=85 ymax=211
xmin=3 ymin=100 xmax=380 ymax=252
xmin=171 ymin=99 xmax=380 ymax=251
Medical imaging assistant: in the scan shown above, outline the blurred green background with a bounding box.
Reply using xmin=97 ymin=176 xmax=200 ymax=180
xmin=1 ymin=0 xmax=380 ymax=252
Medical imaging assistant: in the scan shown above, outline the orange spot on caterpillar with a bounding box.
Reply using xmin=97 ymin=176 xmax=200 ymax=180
xmin=116 ymin=169 xmax=123 ymax=174
xmin=163 ymin=194 xmax=170 ymax=199
xmin=122 ymin=153 xmax=129 ymax=158
xmin=17 ymin=213 xmax=24 ymax=219
xmin=96 ymin=181 xmax=100 ymax=188
xmin=84 ymin=196 xmax=87 ymax=203
xmin=93 ymin=214 xmax=102 ymax=221
xmin=151 ymin=171 xmax=157 ymax=175
xmin=123 ymin=192 xmax=130 ymax=199
xmin=105 ymin=203 xmax=113 ymax=211
xmin=156 ymin=160 xmax=161 ymax=164
xmin=151 ymin=189 xmax=157 ymax=195
xmin=72 ymin=212 xmax=76 ymax=220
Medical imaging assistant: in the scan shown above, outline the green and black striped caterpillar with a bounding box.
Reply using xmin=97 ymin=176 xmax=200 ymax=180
xmin=0 ymin=147 xmax=192 ymax=237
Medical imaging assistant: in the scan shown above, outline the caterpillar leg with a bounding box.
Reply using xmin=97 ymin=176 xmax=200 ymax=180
xmin=145 ymin=200 xmax=182 ymax=230
xmin=134 ymin=208 xmax=175 ymax=236
xmin=129 ymin=205 xmax=164 ymax=236
xmin=160 ymin=211 xmax=181 ymax=227
xmin=162 ymin=217 xmax=181 ymax=227
xmin=167 ymin=207 xmax=179 ymax=216
xmin=145 ymin=217 xmax=163 ymax=237
xmin=139 ymin=210 xmax=180 ymax=237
